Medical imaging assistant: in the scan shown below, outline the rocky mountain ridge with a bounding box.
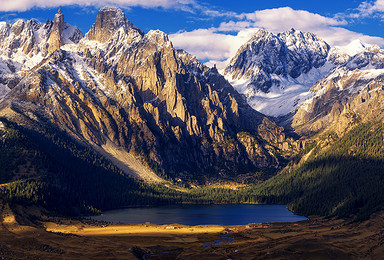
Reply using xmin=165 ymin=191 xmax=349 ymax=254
xmin=0 ymin=9 xmax=83 ymax=102
xmin=290 ymin=36 xmax=384 ymax=136
xmin=223 ymin=28 xmax=384 ymax=121
xmin=0 ymin=7 xmax=296 ymax=184
xmin=293 ymin=52 xmax=384 ymax=136
xmin=224 ymin=28 xmax=330 ymax=88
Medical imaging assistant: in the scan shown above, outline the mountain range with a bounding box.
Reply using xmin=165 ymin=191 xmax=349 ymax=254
xmin=224 ymin=28 xmax=384 ymax=138
xmin=0 ymin=7 xmax=296 ymax=185
xmin=1 ymin=6 xmax=384 ymax=219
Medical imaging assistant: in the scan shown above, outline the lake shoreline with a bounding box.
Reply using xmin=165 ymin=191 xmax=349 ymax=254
xmin=3 ymin=203 xmax=384 ymax=259
xmin=87 ymin=201 xmax=290 ymax=215
xmin=88 ymin=204 xmax=307 ymax=226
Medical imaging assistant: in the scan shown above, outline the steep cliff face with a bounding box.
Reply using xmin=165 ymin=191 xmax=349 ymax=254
xmin=85 ymin=6 xmax=143 ymax=44
xmin=47 ymin=8 xmax=65 ymax=54
xmin=0 ymin=7 xmax=293 ymax=183
xmin=0 ymin=9 xmax=82 ymax=61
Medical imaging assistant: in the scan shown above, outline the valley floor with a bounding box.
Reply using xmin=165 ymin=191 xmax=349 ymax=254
xmin=1 ymin=203 xmax=384 ymax=259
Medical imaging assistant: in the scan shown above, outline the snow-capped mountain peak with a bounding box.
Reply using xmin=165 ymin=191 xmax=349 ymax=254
xmin=0 ymin=6 xmax=290 ymax=182
xmin=223 ymin=28 xmax=384 ymax=117
xmin=336 ymin=39 xmax=367 ymax=57
xmin=223 ymin=28 xmax=332 ymax=117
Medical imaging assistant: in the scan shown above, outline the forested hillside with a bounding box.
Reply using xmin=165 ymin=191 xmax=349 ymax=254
xmin=250 ymin=119 xmax=384 ymax=219
xmin=2 ymin=114 xmax=384 ymax=220
xmin=0 ymin=118 xmax=261 ymax=215
xmin=0 ymin=118 xmax=189 ymax=215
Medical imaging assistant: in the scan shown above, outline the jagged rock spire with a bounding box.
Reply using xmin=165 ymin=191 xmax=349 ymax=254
xmin=48 ymin=8 xmax=65 ymax=54
xmin=86 ymin=6 xmax=142 ymax=43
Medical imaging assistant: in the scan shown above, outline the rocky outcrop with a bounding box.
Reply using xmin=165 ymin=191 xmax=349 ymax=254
xmin=47 ymin=8 xmax=65 ymax=54
xmin=0 ymin=8 xmax=84 ymax=110
xmin=85 ymin=6 xmax=143 ymax=43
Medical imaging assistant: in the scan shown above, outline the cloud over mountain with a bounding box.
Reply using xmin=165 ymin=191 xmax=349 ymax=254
xmin=170 ymin=7 xmax=384 ymax=68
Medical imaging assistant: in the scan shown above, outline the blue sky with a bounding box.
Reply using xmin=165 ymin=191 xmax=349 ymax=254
xmin=1 ymin=0 xmax=384 ymax=67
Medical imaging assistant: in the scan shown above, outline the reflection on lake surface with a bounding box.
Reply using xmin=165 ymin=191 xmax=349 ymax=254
xmin=90 ymin=204 xmax=307 ymax=225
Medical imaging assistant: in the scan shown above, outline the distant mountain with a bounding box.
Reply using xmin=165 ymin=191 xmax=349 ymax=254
xmin=223 ymin=28 xmax=384 ymax=123
xmin=293 ymin=41 xmax=384 ymax=136
xmin=0 ymin=7 xmax=296 ymax=185
xmin=223 ymin=28 xmax=332 ymax=117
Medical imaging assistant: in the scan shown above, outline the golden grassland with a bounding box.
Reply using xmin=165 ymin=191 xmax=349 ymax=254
xmin=44 ymin=221 xmax=225 ymax=237
xmin=1 ymin=203 xmax=384 ymax=259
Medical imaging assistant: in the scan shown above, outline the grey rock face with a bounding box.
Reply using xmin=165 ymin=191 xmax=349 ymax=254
xmin=85 ymin=6 xmax=143 ymax=43
xmin=224 ymin=28 xmax=330 ymax=93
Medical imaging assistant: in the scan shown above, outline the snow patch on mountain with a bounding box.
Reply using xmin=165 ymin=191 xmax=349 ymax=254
xmin=63 ymin=23 xmax=83 ymax=44
xmin=361 ymin=68 xmax=384 ymax=79
xmin=298 ymin=65 xmax=384 ymax=115
xmin=229 ymin=63 xmax=333 ymax=117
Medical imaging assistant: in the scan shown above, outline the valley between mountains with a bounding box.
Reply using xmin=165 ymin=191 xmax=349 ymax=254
xmin=1 ymin=6 xmax=384 ymax=259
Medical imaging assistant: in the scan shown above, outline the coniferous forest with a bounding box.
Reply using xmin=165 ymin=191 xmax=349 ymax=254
xmin=0 ymin=117 xmax=260 ymax=215
xmin=2 ymin=116 xmax=384 ymax=220
xmin=248 ymin=120 xmax=384 ymax=220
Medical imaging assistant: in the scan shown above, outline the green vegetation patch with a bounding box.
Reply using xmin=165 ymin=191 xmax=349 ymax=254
xmin=249 ymin=121 xmax=384 ymax=220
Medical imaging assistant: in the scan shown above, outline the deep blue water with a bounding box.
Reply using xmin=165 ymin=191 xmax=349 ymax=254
xmin=90 ymin=204 xmax=307 ymax=225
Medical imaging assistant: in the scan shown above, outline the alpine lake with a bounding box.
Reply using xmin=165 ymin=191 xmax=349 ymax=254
xmin=90 ymin=204 xmax=307 ymax=225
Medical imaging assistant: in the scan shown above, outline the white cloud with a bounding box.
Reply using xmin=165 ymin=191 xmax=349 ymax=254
xmin=242 ymin=7 xmax=346 ymax=32
xmin=0 ymin=0 xmax=197 ymax=12
xmin=170 ymin=28 xmax=258 ymax=68
xmin=340 ymin=0 xmax=384 ymax=19
xmin=356 ymin=0 xmax=384 ymax=17
xmin=243 ymin=7 xmax=384 ymax=47
xmin=170 ymin=31 xmax=252 ymax=68
xmin=170 ymin=7 xmax=384 ymax=68
xmin=313 ymin=27 xmax=384 ymax=47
